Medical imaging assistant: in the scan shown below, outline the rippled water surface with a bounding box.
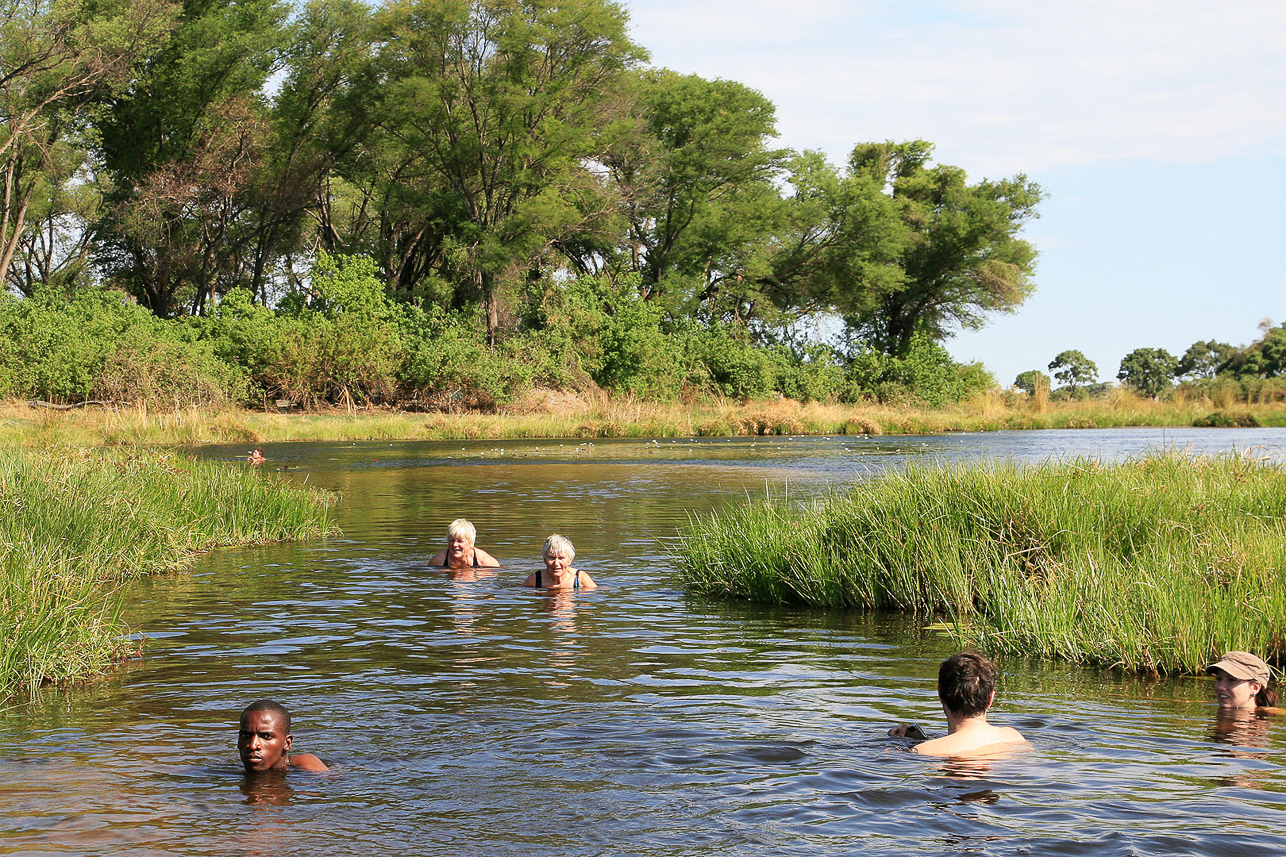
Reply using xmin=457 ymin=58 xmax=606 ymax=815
xmin=4 ymin=428 xmax=1286 ymax=856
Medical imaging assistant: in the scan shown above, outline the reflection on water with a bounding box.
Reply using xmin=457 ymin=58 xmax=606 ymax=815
xmin=2 ymin=429 xmax=1286 ymax=856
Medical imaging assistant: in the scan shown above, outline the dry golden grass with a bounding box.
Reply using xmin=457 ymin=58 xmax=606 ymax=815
xmin=3 ymin=390 xmax=1284 ymax=448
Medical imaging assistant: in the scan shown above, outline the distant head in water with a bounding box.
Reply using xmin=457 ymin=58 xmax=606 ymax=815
xmin=432 ymin=518 xmax=500 ymax=570
xmin=248 ymin=448 xmax=266 ymax=466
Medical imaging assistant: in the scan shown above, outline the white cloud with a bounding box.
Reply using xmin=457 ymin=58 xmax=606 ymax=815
xmin=625 ymin=0 xmax=1286 ymax=173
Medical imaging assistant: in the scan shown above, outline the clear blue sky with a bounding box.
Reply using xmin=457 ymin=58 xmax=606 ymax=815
xmin=623 ymin=0 xmax=1286 ymax=387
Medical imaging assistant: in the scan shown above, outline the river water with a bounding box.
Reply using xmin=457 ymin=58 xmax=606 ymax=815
xmin=4 ymin=428 xmax=1286 ymax=856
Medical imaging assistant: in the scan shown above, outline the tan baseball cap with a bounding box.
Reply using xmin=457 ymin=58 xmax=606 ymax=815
xmin=1206 ymin=651 xmax=1271 ymax=684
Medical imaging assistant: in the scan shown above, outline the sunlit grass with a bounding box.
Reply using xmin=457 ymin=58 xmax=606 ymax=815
xmin=0 ymin=446 xmax=337 ymax=696
xmin=3 ymin=392 xmax=1283 ymax=447
xmin=675 ymin=451 xmax=1286 ymax=675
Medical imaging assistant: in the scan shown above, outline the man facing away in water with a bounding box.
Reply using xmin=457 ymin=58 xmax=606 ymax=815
xmin=889 ymin=652 xmax=1028 ymax=757
xmin=238 ymin=700 xmax=328 ymax=773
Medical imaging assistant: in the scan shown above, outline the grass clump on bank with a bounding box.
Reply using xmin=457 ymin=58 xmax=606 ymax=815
xmin=0 ymin=447 xmax=336 ymax=696
xmin=675 ymin=452 xmax=1286 ymax=675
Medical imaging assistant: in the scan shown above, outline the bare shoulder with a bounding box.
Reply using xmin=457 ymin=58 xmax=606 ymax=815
xmin=474 ymin=548 xmax=500 ymax=567
xmin=912 ymin=727 xmax=1027 ymax=758
xmin=522 ymin=572 xmax=537 ymax=587
xmin=428 ymin=549 xmax=447 ymax=566
xmin=995 ymin=726 xmax=1028 ymax=745
xmin=576 ymin=569 xmax=598 ymax=589
xmin=289 ymin=753 xmax=329 ymax=772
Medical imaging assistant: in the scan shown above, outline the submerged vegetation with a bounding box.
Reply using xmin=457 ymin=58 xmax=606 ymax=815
xmin=676 ymin=452 xmax=1286 ymax=675
xmin=0 ymin=447 xmax=336 ymax=696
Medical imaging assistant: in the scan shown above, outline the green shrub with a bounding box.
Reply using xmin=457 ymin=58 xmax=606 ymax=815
xmin=771 ymin=343 xmax=844 ymax=403
xmin=206 ymin=254 xmax=403 ymax=407
xmin=840 ymin=335 xmax=987 ymax=407
xmin=693 ymin=326 xmax=775 ymax=400
xmin=0 ymin=288 xmax=245 ymax=406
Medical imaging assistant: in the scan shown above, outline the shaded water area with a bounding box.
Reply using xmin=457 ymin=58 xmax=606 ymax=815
xmin=4 ymin=428 xmax=1286 ymax=856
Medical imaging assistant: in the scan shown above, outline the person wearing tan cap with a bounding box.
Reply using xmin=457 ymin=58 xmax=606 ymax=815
xmin=1206 ymin=651 xmax=1279 ymax=712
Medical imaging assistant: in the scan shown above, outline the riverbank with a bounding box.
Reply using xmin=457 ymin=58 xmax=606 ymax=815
xmin=0 ymin=446 xmax=337 ymax=696
xmin=675 ymin=451 xmax=1286 ymax=675
xmin=4 ymin=392 xmax=1284 ymax=447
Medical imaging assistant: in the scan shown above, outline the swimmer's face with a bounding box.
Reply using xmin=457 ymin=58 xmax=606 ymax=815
xmin=543 ymin=550 xmax=572 ymax=575
xmin=1213 ymin=669 xmax=1261 ymax=711
xmin=239 ymin=710 xmax=293 ymax=772
xmin=450 ymin=530 xmax=475 ymax=563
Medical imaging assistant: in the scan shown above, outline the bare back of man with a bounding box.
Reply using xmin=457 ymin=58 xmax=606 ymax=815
xmin=911 ymin=720 xmax=1027 ymax=757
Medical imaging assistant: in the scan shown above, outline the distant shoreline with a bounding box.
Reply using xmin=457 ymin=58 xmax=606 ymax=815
xmin=3 ymin=395 xmax=1284 ymax=448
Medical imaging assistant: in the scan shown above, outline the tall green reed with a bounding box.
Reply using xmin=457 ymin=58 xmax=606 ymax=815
xmin=0 ymin=446 xmax=337 ymax=696
xmin=676 ymin=452 xmax=1286 ymax=674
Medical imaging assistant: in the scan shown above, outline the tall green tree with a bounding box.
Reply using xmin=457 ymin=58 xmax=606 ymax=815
xmin=355 ymin=0 xmax=643 ymax=344
xmin=95 ymin=0 xmax=290 ymax=316
xmin=1177 ymin=339 xmax=1234 ymax=381
xmin=243 ymin=0 xmax=374 ymax=303
xmin=606 ymin=70 xmax=786 ymax=322
xmin=842 ymin=141 xmax=1043 ymax=355
xmin=1117 ymin=347 xmax=1177 ymax=398
xmin=765 ymin=149 xmax=905 ymax=333
xmin=1221 ymin=322 xmax=1286 ymax=379
xmin=0 ymin=0 xmax=175 ymax=292
xmin=1048 ymin=349 xmax=1097 ymax=391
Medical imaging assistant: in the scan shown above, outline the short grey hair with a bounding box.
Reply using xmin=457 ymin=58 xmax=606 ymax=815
xmin=542 ymin=533 xmax=575 ymax=560
xmin=447 ymin=518 xmax=477 ymax=543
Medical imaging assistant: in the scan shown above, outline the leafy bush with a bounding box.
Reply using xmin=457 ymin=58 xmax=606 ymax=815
xmin=95 ymin=330 xmax=246 ymax=408
xmin=398 ymin=305 xmax=535 ymax=410
xmin=206 ymin=254 xmax=403 ymax=406
xmin=693 ymin=326 xmax=775 ymax=400
xmin=0 ymin=288 xmax=245 ymax=405
xmin=770 ymin=343 xmax=844 ymax=403
xmin=840 ymin=335 xmax=991 ymax=407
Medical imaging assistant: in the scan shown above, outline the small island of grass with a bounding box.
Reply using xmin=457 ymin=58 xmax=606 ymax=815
xmin=0 ymin=447 xmax=336 ymax=696
xmin=676 ymin=451 xmax=1286 ymax=675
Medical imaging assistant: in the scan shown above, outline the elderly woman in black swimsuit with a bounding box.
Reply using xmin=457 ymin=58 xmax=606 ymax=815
xmin=428 ymin=518 xmax=500 ymax=570
xmin=523 ymin=534 xmax=597 ymax=590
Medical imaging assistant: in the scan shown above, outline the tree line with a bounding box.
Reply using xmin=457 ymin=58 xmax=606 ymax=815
xmin=1015 ymin=321 xmax=1286 ymax=403
xmin=1 ymin=0 xmax=1045 ymax=408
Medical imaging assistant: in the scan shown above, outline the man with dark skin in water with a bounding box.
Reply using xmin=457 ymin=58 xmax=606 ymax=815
xmin=238 ymin=700 xmax=328 ymax=773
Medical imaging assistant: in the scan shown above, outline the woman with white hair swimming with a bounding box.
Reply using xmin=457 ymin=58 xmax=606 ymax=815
xmin=428 ymin=518 xmax=500 ymax=570
xmin=524 ymin=534 xmax=596 ymax=590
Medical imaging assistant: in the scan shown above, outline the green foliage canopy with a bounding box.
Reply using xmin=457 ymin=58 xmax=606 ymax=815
xmin=1117 ymin=347 xmax=1178 ymax=398
xmin=1048 ymin=349 xmax=1097 ymax=391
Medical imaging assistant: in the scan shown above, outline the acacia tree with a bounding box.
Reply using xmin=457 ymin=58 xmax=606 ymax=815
xmin=1117 ymin=347 xmax=1177 ymax=398
xmin=0 ymin=0 xmax=175 ymax=292
xmin=841 ymin=141 xmax=1043 ymax=355
xmin=1177 ymin=339 xmax=1234 ymax=381
xmin=1048 ymin=349 xmax=1097 ymax=391
xmin=606 ymin=70 xmax=786 ymax=322
xmin=766 ymin=150 xmax=905 ymax=335
xmin=356 ymin=0 xmax=643 ymax=344
xmin=95 ymin=0 xmax=289 ymax=316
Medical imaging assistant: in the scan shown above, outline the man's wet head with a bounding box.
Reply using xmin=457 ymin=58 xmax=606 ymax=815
xmin=238 ymin=700 xmax=293 ymax=773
